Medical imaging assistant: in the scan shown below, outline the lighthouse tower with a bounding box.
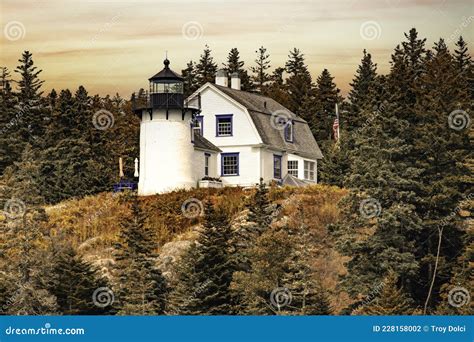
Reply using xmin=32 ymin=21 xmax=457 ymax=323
xmin=133 ymin=58 xmax=199 ymax=195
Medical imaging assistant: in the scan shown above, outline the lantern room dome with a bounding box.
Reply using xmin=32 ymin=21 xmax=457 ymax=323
xmin=149 ymin=59 xmax=184 ymax=83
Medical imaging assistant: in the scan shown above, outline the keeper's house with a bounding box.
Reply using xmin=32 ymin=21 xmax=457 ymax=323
xmin=132 ymin=59 xmax=322 ymax=195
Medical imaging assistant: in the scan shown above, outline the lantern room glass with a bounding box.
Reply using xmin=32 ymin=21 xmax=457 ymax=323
xmin=150 ymin=81 xmax=183 ymax=94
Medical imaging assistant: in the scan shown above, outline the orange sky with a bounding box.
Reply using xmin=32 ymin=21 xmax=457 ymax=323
xmin=1 ymin=0 xmax=473 ymax=97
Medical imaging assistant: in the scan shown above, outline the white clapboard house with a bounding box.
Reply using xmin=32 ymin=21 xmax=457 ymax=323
xmin=132 ymin=59 xmax=322 ymax=195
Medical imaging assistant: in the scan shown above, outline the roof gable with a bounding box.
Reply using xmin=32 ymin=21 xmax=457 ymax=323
xmin=187 ymin=83 xmax=323 ymax=160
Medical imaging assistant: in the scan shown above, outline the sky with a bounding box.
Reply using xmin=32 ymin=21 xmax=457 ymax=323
xmin=1 ymin=0 xmax=473 ymax=97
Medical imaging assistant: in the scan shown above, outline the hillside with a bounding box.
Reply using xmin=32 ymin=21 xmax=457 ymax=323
xmin=42 ymin=185 xmax=350 ymax=312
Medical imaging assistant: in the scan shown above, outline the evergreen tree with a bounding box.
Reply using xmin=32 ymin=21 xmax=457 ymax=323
xmin=3 ymin=144 xmax=44 ymax=205
xmin=453 ymin=36 xmax=473 ymax=99
xmin=355 ymin=271 xmax=415 ymax=315
xmin=285 ymin=48 xmax=313 ymax=117
xmin=1 ymin=207 xmax=58 ymax=314
xmin=168 ymin=202 xmax=234 ymax=314
xmin=195 ymin=45 xmax=218 ymax=87
xmin=265 ymin=67 xmax=290 ymax=106
xmin=251 ymin=46 xmax=271 ymax=93
xmin=347 ymin=50 xmax=378 ymax=131
xmin=312 ymin=69 xmax=341 ymax=142
xmin=232 ymin=208 xmax=332 ymax=315
xmin=114 ymin=195 xmax=166 ymax=315
xmin=0 ymin=68 xmax=21 ymax=173
xmin=224 ymin=48 xmax=253 ymax=91
xmin=14 ymin=51 xmax=46 ymax=145
xmin=410 ymin=38 xmax=469 ymax=310
xmin=48 ymin=239 xmax=112 ymax=315
xmin=182 ymin=61 xmax=199 ymax=97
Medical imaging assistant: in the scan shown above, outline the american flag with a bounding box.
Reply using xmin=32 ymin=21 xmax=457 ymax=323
xmin=333 ymin=103 xmax=340 ymax=141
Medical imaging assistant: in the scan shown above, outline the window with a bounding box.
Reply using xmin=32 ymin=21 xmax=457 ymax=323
xmin=221 ymin=153 xmax=239 ymax=176
xmin=273 ymin=155 xmax=282 ymax=179
xmin=304 ymin=160 xmax=316 ymax=181
xmin=150 ymin=82 xmax=183 ymax=94
xmin=288 ymin=160 xmax=298 ymax=177
xmin=284 ymin=121 xmax=294 ymax=142
xmin=196 ymin=115 xmax=204 ymax=135
xmin=204 ymin=153 xmax=210 ymax=176
xmin=216 ymin=114 xmax=233 ymax=136
xmin=190 ymin=120 xmax=201 ymax=142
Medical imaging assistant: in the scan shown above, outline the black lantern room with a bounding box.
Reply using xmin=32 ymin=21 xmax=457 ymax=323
xmin=148 ymin=58 xmax=184 ymax=109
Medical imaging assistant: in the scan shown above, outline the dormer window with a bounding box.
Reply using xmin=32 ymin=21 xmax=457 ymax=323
xmin=216 ymin=114 xmax=233 ymax=137
xmin=284 ymin=120 xmax=293 ymax=142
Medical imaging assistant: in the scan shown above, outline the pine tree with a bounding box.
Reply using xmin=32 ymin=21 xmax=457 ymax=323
xmin=265 ymin=67 xmax=290 ymax=106
xmin=232 ymin=208 xmax=332 ymax=315
xmin=195 ymin=45 xmax=218 ymax=87
xmin=224 ymin=48 xmax=253 ymax=91
xmin=251 ymin=46 xmax=271 ymax=93
xmin=410 ymin=38 xmax=470 ymax=310
xmin=282 ymin=208 xmax=332 ymax=315
xmin=0 ymin=68 xmax=21 ymax=173
xmin=114 ymin=195 xmax=166 ymax=315
xmin=231 ymin=223 xmax=293 ymax=315
xmin=454 ymin=36 xmax=473 ymax=98
xmin=3 ymin=144 xmax=44 ymax=205
xmin=318 ymin=134 xmax=351 ymax=187
xmin=48 ymin=239 xmax=112 ymax=315
xmin=355 ymin=271 xmax=415 ymax=315
xmin=1 ymin=207 xmax=58 ymax=314
xmin=168 ymin=202 xmax=234 ymax=314
xmin=347 ymin=50 xmax=378 ymax=131
xmin=14 ymin=51 xmax=46 ymax=145
xmin=182 ymin=61 xmax=199 ymax=97
xmin=312 ymin=69 xmax=341 ymax=142
xmin=285 ymin=48 xmax=313 ymax=116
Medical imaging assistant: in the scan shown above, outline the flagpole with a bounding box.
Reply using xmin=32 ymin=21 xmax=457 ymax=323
xmin=335 ymin=103 xmax=340 ymax=142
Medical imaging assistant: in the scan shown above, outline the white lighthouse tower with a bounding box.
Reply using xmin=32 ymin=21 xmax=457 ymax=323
xmin=133 ymin=58 xmax=201 ymax=195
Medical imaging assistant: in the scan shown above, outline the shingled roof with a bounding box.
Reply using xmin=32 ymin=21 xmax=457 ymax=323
xmin=213 ymin=84 xmax=323 ymax=160
xmin=193 ymin=133 xmax=221 ymax=153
